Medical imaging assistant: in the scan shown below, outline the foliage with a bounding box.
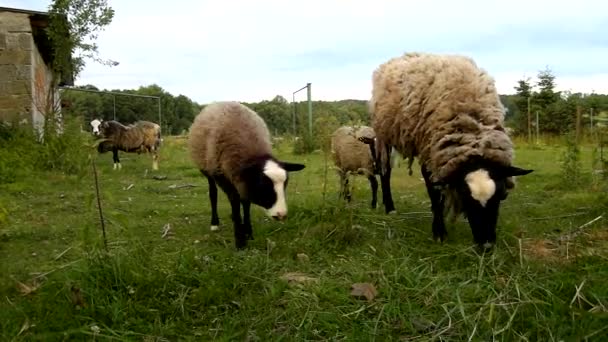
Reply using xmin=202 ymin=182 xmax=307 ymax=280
xmin=0 ymin=116 xmax=91 ymax=184
xmin=559 ymin=133 xmax=583 ymax=187
xmin=506 ymin=68 xmax=608 ymax=138
xmin=47 ymin=0 xmax=117 ymax=84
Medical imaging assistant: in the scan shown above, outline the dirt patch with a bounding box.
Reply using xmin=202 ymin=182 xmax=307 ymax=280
xmin=522 ymin=227 xmax=608 ymax=262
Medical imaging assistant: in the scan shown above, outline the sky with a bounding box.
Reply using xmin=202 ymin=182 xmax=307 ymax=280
xmin=4 ymin=0 xmax=608 ymax=104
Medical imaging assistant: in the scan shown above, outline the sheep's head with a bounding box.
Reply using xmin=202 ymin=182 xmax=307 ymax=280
xmin=449 ymin=162 xmax=533 ymax=249
xmin=90 ymin=119 xmax=103 ymax=135
xmin=240 ymin=157 xmax=305 ymax=221
xmin=358 ymin=136 xmax=380 ymax=174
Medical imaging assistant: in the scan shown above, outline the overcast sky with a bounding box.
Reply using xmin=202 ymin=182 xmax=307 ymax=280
xmin=6 ymin=0 xmax=608 ymax=104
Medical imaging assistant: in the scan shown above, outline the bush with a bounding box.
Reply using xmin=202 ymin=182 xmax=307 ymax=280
xmin=559 ymin=132 xmax=583 ymax=188
xmin=0 ymin=114 xmax=92 ymax=184
xmin=292 ymin=133 xmax=317 ymax=155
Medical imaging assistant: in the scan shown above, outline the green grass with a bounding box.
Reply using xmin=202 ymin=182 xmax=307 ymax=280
xmin=1 ymin=135 xmax=607 ymax=341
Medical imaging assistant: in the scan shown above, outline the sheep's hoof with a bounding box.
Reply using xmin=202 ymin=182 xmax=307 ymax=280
xmin=387 ymin=210 xmax=397 ymax=215
xmin=433 ymin=234 xmax=447 ymax=243
xmin=210 ymin=225 xmax=219 ymax=232
xmin=235 ymin=239 xmax=248 ymax=250
xmin=481 ymin=242 xmax=495 ymax=251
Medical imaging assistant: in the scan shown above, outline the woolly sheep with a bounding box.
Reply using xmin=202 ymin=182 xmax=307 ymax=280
xmin=187 ymin=101 xmax=305 ymax=249
xmin=369 ymin=52 xmax=533 ymax=249
xmin=331 ymin=125 xmax=380 ymax=208
xmin=96 ymin=120 xmax=161 ymax=170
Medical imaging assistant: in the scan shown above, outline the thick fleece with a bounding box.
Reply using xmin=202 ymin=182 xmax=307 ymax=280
xmin=188 ymin=101 xmax=274 ymax=198
xmin=369 ymin=52 xmax=513 ymax=183
xmin=331 ymin=125 xmax=375 ymax=177
xmin=98 ymin=120 xmax=161 ymax=153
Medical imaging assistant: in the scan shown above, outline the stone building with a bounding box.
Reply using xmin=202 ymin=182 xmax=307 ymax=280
xmin=0 ymin=6 xmax=73 ymax=131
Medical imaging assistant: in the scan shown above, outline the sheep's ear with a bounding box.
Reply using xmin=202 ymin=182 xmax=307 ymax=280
xmin=281 ymin=161 xmax=305 ymax=172
xmin=358 ymin=137 xmax=374 ymax=145
xmin=502 ymin=166 xmax=533 ymax=177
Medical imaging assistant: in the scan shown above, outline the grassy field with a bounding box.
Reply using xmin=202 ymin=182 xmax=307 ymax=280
xmin=1 ymin=134 xmax=607 ymax=341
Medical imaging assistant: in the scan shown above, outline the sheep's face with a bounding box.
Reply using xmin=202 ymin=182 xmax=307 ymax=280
xmin=243 ymin=159 xmax=305 ymax=221
xmin=457 ymin=166 xmax=533 ymax=249
xmin=90 ymin=119 xmax=102 ymax=135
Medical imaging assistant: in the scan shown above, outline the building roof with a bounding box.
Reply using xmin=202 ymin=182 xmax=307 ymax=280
xmin=0 ymin=6 xmax=73 ymax=86
xmin=0 ymin=6 xmax=50 ymax=17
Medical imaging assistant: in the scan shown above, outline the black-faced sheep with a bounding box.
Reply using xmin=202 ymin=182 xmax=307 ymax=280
xmin=331 ymin=125 xmax=379 ymax=208
xmin=96 ymin=120 xmax=161 ymax=170
xmin=187 ymin=101 xmax=305 ymax=249
xmin=369 ymin=52 xmax=533 ymax=249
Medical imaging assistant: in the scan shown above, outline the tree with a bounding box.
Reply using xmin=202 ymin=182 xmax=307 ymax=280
xmin=513 ymin=77 xmax=533 ymax=138
xmin=535 ymin=67 xmax=562 ymax=134
xmin=42 ymin=0 xmax=117 ymax=135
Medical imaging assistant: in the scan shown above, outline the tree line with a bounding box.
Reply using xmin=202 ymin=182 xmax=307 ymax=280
xmin=503 ymin=67 xmax=608 ymax=137
xmin=61 ymin=68 xmax=608 ymax=138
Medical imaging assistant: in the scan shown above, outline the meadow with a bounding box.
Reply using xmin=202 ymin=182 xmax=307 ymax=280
xmin=1 ymin=130 xmax=607 ymax=341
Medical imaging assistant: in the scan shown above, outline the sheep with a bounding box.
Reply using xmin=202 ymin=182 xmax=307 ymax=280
xmin=368 ymin=52 xmax=534 ymax=249
xmin=330 ymin=125 xmax=380 ymax=208
xmin=96 ymin=120 xmax=161 ymax=170
xmin=187 ymin=101 xmax=306 ymax=249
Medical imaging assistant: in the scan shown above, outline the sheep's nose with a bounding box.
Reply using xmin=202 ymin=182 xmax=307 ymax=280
xmin=272 ymin=212 xmax=287 ymax=221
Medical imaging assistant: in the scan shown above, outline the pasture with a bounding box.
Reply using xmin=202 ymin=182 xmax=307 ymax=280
xmin=1 ymin=134 xmax=607 ymax=341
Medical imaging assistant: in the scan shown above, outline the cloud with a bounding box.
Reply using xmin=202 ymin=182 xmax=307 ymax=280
xmin=7 ymin=0 xmax=608 ymax=102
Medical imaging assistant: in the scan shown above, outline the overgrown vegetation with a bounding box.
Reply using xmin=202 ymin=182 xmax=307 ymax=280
xmin=1 ymin=136 xmax=606 ymax=340
xmin=560 ymin=133 xmax=583 ymax=187
xmin=0 ymin=117 xmax=91 ymax=184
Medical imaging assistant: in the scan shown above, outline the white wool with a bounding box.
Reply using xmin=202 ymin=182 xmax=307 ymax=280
xmin=263 ymin=160 xmax=288 ymax=217
xmin=90 ymin=119 xmax=102 ymax=134
xmin=465 ymin=169 xmax=496 ymax=207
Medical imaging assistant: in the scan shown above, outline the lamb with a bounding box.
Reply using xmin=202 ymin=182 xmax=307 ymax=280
xmin=96 ymin=120 xmax=161 ymax=170
xmin=368 ymin=52 xmax=533 ymax=249
xmin=331 ymin=125 xmax=380 ymax=208
xmin=187 ymin=101 xmax=305 ymax=249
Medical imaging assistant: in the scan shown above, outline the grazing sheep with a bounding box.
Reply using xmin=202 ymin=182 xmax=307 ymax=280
xmin=96 ymin=120 xmax=161 ymax=170
xmin=187 ymin=101 xmax=305 ymax=249
xmin=369 ymin=52 xmax=533 ymax=249
xmin=331 ymin=125 xmax=380 ymax=208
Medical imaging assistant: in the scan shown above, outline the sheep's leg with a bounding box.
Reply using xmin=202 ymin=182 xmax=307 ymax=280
xmin=421 ymin=166 xmax=447 ymax=242
xmin=214 ymin=176 xmax=247 ymax=249
xmin=112 ymin=148 xmax=121 ymax=170
xmin=337 ymin=171 xmax=348 ymax=201
xmin=344 ymin=176 xmax=352 ymax=202
xmin=152 ymin=149 xmax=159 ymax=170
xmin=242 ymin=200 xmax=253 ymax=240
xmin=380 ymin=145 xmax=395 ymax=214
xmin=368 ymin=175 xmax=378 ymax=209
xmin=228 ymin=194 xmax=247 ymax=249
xmin=204 ymin=174 xmax=220 ymax=232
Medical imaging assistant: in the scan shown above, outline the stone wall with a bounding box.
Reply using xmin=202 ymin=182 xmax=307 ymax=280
xmin=0 ymin=11 xmax=34 ymax=124
xmin=31 ymin=28 xmax=55 ymax=133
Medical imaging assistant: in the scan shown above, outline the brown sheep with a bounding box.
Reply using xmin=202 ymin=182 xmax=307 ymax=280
xmin=187 ymin=101 xmax=305 ymax=249
xmin=369 ymin=52 xmax=533 ymax=249
xmin=331 ymin=125 xmax=379 ymax=208
xmin=97 ymin=120 xmax=161 ymax=170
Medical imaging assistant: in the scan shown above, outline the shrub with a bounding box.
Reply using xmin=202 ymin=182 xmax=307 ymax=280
xmin=0 ymin=114 xmax=91 ymax=184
